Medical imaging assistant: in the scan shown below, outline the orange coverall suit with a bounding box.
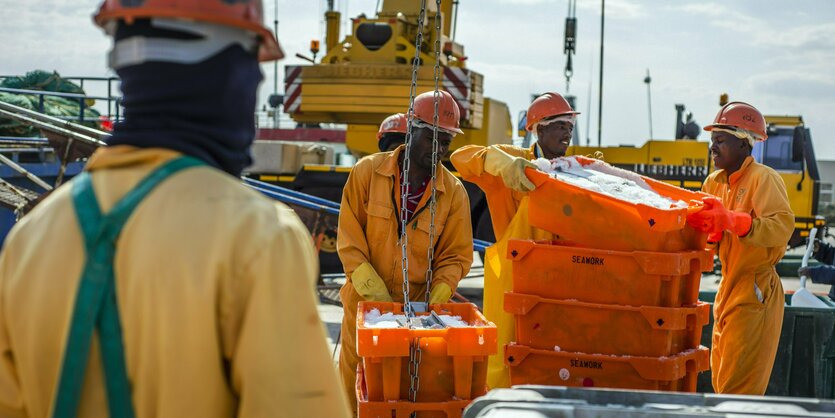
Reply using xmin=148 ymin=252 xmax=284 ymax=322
xmin=702 ymin=156 xmax=794 ymax=394
xmin=337 ymin=146 xmax=473 ymax=413
xmin=450 ymin=144 xmax=555 ymax=388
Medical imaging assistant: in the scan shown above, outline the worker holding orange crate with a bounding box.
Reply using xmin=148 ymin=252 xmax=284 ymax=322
xmin=450 ymin=92 xmax=579 ymax=388
xmin=337 ymin=90 xmax=473 ymax=415
xmin=687 ymin=101 xmax=794 ymax=395
xmin=0 ymin=1 xmax=350 ymax=417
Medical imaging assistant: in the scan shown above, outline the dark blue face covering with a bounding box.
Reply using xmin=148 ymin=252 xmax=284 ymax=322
xmin=107 ymin=41 xmax=262 ymax=176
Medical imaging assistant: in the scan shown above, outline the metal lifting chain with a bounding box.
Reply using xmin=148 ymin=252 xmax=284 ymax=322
xmin=424 ymin=0 xmax=442 ymax=306
xmin=410 ymin=2 xmax=443 ymax=409
xmin=399 ymin=0 xmax=428 ymax=320
xmin=407 ymin=336 xmax=422 ymax=405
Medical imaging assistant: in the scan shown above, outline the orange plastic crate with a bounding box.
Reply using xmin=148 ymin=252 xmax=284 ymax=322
xmin=505 ymin=344 xmax=709 ymax=392
xmin=357 ymin=301 xmax=497 ymax=403
xmin=508 ymin=239 xmax=713 ymax=307
xmin=525 ymin=165 xmax=710 ymax=252
xmin=504 ymin=292 xmax=709 ymax=357
xmin=356 ymin=364 xmax=470 ymax=418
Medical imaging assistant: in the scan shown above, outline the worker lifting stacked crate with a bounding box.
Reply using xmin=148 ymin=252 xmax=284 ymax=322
xmin=503 ymin=156 xmax=714 ymax=391
xmin=356 ymin=301 xmax=497 ymax=418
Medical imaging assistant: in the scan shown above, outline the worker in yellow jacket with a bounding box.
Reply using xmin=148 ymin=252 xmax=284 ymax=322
xmin=450 ymin=92 xmax=579 ymax=388
xmin=337 ymin=91 xmax=473 ymax=414
xmin=0 ymin=2 xmax=349 ymax=417
xmin=687 ymin=101 xmax=794 ymax=394
xmin=377 ymin=112 xmax=408 ymax=152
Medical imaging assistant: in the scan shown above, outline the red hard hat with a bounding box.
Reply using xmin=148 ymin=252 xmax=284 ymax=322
xmin=412 ymin=90 xmax=464 ymax=135
xmin=94 ymin=0 xmax=284 ymax=62
xmin=526 ymin=92 xmax=579 ymax=131
xmin=377 ymin=113 xmax=408 ymax=141
xmin=704 ymin=101 xmax=767 ymax=140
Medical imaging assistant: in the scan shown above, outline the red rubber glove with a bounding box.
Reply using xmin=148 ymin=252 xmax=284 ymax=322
xmin=686 ymin=197 xmax=726 ymax=233
xmin=707 ymin=231 xmax=724 ymax=243
xmin=729 ymin=211 xmax=752 ymax=236
xmin=686 ymin=197 xmax=752 ymax=237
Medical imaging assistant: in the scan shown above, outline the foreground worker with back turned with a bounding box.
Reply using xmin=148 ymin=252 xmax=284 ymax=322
xmin=450 ymin=92 xmax=578 ymax=388
xmin=337 ymin=90 xmax=473 ymax=415
xmin=0 ymin=2 xmax=348 ymax=417
xmin=687 ymin=101 xmax=794 ymax=394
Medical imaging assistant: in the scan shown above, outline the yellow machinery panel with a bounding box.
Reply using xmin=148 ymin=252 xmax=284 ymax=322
xmin=783 ymin=172 xmax=815 ymax=225
xmin=284 ymin=0 xmax=503 ymax=148
xmin=285 ymin=63 xmax=484 ymax=128
xmin=567 ymin=143 xmax=650 ymax=165
xmin=346 ymin=97 xmax=512 ymax=158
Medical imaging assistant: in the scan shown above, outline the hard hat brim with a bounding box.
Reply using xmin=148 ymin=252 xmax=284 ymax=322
xmin=95 ymin=7 xmax=285 ymax=62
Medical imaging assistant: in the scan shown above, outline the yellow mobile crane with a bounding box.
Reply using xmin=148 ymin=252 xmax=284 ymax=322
xmin=283 ymin=0 xmax=512 ymax=157
xmin=255 ymin=1 xmax=515 ymax=272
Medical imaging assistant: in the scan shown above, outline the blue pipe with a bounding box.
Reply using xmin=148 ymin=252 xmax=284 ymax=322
xmin=248 ymin=185 xmax=341 ymax=216
xmin=0 ymin=137 xmax=49 ymax=144
xmin=244 ymin=181 xmax=494 ymax=252
xmin=473 ymin=241 xmax=490 ymax=252
xmin=242 ymin=177 xmax=340 ymax=209
xmin=473 ymin=239 xmax=493 ymax=250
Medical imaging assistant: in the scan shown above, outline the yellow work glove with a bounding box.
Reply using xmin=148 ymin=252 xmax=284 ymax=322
xmin=429 ymin=283 xmax=453 ymax=304
xmin=352 ymin=262 xmax=393 ymax=302
xmin=484 ymin=147 xmax=537 ymax=192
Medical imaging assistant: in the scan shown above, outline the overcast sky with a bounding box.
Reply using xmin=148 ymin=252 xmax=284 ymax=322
xmin=2 ymin=0 xmax=834 ymax=158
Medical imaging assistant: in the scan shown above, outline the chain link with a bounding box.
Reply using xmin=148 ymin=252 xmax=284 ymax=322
xmin=424 ymin=0 xmax=443 ymax=306
xmin=404 ymin=2 xmax=443 ymax=412
xmin=399 ymin=0 xmax=428 ymax=320
xmin=407 ymin=337 xmax=422 ymax=404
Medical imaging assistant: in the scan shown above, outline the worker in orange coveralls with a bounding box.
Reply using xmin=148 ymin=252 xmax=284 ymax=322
xmin=337 ymin=90 xmax=473 ymax=414
xmin=450 ymin=92 xmax=579 ymax=388
xmin=687 ymin=101 xmax=794 ymax=394
xmin=377 ymin=112 xmax=408 ymax=152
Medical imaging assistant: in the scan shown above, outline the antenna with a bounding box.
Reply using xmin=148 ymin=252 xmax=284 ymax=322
xmin=644 ymin=69 xmax=653 ymax=139
xmin=597 ymin=0 xmax=605 ymax=147
xmin=585 ymin=55 xmax=594 ymax=146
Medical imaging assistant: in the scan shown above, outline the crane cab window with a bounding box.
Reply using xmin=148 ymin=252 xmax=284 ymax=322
xmin=753 ymin=128 xmax=802 ymax=172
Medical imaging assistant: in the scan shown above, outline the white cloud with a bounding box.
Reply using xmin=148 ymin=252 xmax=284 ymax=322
xmin=679 ymin=2 xmax=835 ymax=50
xmin=678 ymin=2 xmax=765 ymax=39
xmin=495 ymin=0 xmax=557 ymax=4
xmin=577 ymin=0 xmax=646 ymax=19
xmin=758 ymin=22 xmax=835 ymax=50
xmin=746 ymin=71 xmax=835 ymax=100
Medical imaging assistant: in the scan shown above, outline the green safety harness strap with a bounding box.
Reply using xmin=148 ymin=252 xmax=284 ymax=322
xmin=52 ymin=156 xmax=205 ymax=418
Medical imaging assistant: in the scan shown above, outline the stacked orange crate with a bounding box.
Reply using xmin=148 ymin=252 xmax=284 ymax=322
xmin=356 ymin=301 xmax=497 ymax=418
xmin=501 ymin=166 xmax=714 ymax=391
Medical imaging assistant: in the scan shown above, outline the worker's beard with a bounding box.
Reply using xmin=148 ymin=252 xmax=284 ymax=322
xmin=107 ymin=45 xmax=262 ymax=176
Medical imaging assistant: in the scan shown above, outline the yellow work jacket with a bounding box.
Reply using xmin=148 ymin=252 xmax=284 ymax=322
xmin=451 ymin=144 xmax=539 ymax=238
xmin=337 ymin=145 xmax=473 ymax=296
xmin=0 ymin=147 xmax=349 ymax=418
xmin=451 ymin=143 xmax=554 ymax=388
xmin=702 ymin=156 xmax=794 ymax=287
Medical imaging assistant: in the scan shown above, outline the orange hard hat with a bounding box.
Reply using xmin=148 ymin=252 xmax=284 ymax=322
xmin=526 ymin=92 xmax=579 ymax=131
xmin=412 ymin=90 xmax=464 ymax=135
xmin=704 ymin=101 xmax=767 ymax=140
xmin=377 ymin=113 xmax=408 ymax=141
xmin=94 ymin=0 xmax=284 ymax=62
